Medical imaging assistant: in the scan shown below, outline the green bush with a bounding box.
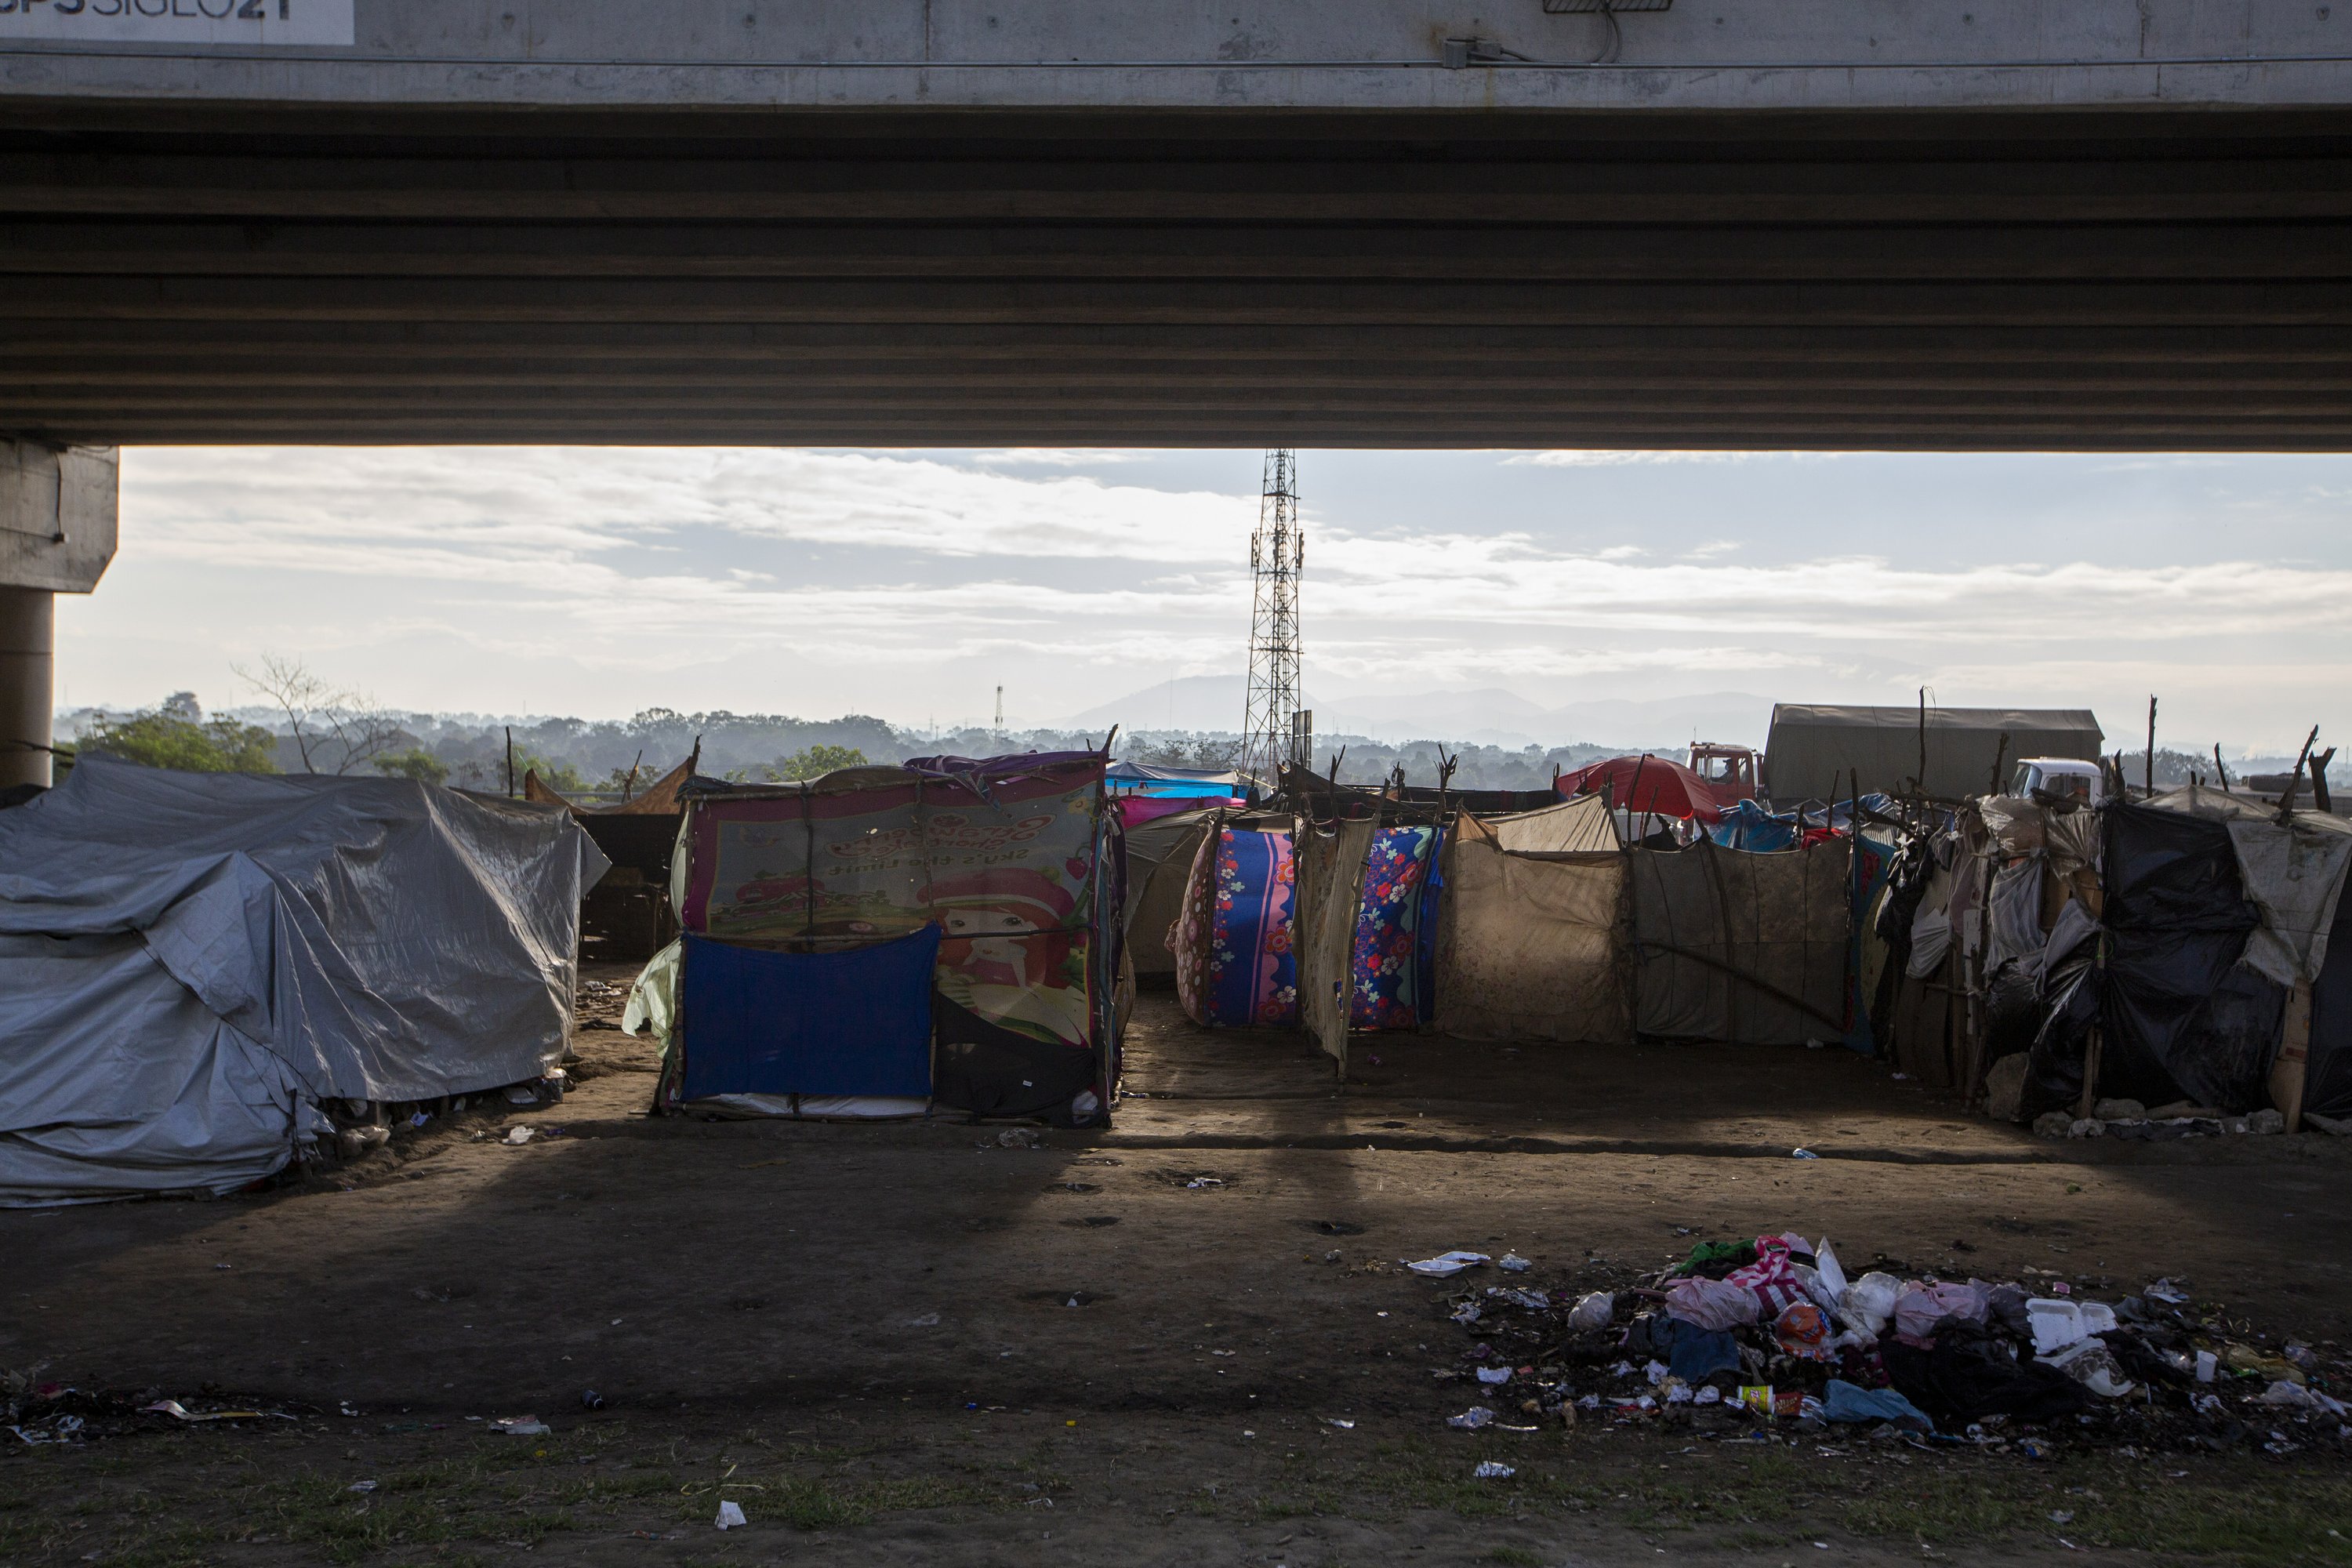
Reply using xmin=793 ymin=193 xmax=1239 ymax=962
xmin=373 ymin=748 xmax=450 ymax=785
xmin=75 ymin=710 xmax=279 ymax=774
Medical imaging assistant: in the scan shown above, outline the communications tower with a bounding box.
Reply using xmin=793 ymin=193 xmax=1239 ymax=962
xmin=1239 ymin=448 xmax=1307 ymax=790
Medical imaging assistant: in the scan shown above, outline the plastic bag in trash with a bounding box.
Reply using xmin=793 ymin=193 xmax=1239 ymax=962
xmin=1838 ymin=1272 xmax=1904 ymax=1336
xmin=715 ymin=1500 xmax=746 ymax=1530
xmin=1472 ymin=1461 xmax=1515 ymax=1479
xmin=1567 ymin=1291 xmax=1614 ymax=1331
xmin=1406 ymin=1250 xmax=1491 ymax=1278
xmin=1446 ymin=1406 xmax=1496 ymax=1430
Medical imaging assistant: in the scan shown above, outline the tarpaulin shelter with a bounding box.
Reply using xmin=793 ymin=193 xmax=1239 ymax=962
xmin=1433 ymin=812 xmax=1631 ymax=1044
xmin=0 ymin=757 xmax=604 ymax=1204
xmin=2068 ymin=787 xmax=2352 ymax=1120
xmin=1120 ymin=805 xmax=1218 ymax=985
xmin=1556 ymin=755 xmax=1730 ymax=825
xmin=1171 ymin=822 xmax=1298 ymax=1028
xmin=526 ymin=752 xmax=696 ymax=960
xmin=1628 ymin=838 xmax=1853 ymax=1044
xmin=524 ymin=750 xmax=696 ymax=817
xmin=1764 ymin=704 xmax=2103 ymax=804
xmin=637 ymin=751 xmax=1117 ymax=1123
xmin=1106 ymin=760 xmax=1244 ymax=799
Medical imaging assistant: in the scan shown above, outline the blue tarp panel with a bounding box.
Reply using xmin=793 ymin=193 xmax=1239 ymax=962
xmin=679 ymin=927 xmax=942 ymax=1100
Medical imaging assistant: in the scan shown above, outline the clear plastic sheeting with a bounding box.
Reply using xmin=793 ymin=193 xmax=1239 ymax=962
xmin=0 ymin=757 xmax=604 ymax=1204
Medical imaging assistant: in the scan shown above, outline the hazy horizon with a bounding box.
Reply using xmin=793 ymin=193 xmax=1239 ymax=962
xmin=54 ymin=445 xmax=2352 ymax=757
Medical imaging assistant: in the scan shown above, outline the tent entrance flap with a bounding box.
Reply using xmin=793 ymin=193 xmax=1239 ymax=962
xmin=677 ymin=927 xmax=941 ymax=1102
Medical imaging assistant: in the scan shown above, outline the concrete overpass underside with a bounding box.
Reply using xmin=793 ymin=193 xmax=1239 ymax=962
xmin=3 ymin=103 xmax=2351 ymax=450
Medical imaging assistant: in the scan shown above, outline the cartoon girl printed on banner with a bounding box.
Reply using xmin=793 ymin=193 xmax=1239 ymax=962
xmin=920 ymin=866 xmax=1093 ymax=1048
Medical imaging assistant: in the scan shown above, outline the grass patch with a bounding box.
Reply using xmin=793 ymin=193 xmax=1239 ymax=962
xmin=1842 ymin=1463 xmax=2352 ymax=1566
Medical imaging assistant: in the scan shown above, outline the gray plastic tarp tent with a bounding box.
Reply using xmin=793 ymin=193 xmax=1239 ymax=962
xmin=0 ymin=757 xmax=606 ymax=1204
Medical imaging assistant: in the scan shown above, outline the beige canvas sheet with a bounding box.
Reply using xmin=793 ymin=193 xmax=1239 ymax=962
xmin=1294 ymin=815 xmax=1375 ymax=1071
xmin=1482 ymin=793 xmax=1619 ymax=855
xmin=1629 ymin=839 xmax=1851 ymax=1044
xmin=1435 ymin=815 xmax=1630 ymax=1044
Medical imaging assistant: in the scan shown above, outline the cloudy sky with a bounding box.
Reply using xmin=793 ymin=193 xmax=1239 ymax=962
xmin=53 ymin=445 xmax=2352 ymax=754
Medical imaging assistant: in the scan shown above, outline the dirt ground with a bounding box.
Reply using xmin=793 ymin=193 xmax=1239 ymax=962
xmin=4 ymin=971 xmax=2350 ymax=1567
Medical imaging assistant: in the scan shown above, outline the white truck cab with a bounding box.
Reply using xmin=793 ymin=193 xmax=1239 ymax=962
xmin=2009 ymin=757 xmax=2106 ymax=806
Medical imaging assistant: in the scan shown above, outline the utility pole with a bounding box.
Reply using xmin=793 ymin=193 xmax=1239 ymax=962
xmin=1240 ymin=448 xmax=1306 ymax=790
xmin=993 ymin=685 xmax=1004 ymax=732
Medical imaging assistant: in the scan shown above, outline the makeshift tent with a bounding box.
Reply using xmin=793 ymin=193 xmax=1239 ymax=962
xmin=645 ymin=752 xmax=1116 ymax=1122
xmin=1628 ymin=839 xmax=1852 ymax=1044
xmin=1171 ymin=823 xmax=1298 ymax=1028
xmin=2085 ymin=797 xmax=2281 ymax=1114
xmin=1434 ymin=813 xmax=1630 ymax=1044
xmin=1120 ymin=806 xmax=1218 ymax=985
xmin=1483 ymin=794 xmax=1618 ymax=855
xmin=1106 ymin=760 xmax=1244 ymax=799
xmin=2091 ymin=787 xmax=2352 ymax=1120
xmin=1764 ymin=704 xmax=2103 ymax=804
xmin=0 ymin=757 xmax=604 ymax=1204
xmin=1350 ymin=825 xmax=1441 ymax=1030
xmin=522 ymin=753 xmax=696 ymax=959
xmin=1556 ymin=755 xmax=1730 ymax=825
xmin=1294 ymin=815 xmax=1375 ymax=1068
xmin=2309 ymin=891 xmax=2352 ymax=1119
xmin=524 ymin=750 xmax=696 ymax=816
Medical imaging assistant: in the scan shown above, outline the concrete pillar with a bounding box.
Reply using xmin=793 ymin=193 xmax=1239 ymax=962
xmin=1 ymin=441 xmax=118 ymax=792
xmin=0 ymin=586 xmax=56 ymax=789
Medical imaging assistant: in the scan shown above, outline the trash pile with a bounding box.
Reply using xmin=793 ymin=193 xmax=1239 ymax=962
xmin=2028 ymin=1098 xmax=2305 ymax=1141
xmin=1413 ymin=1234 xmax=2350 ymax=1457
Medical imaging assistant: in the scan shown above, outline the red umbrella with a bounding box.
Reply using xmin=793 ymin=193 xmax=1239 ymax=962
xmin=1554 ymin=754 xmax=1729 ymax=825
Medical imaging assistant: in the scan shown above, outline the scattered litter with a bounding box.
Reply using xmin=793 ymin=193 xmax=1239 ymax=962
xmin=349 ymin=1480 xmax=377 ymax=1494
xmin=1472 ymin=1461 xmax=1515 ymax=1479
xmin=1406 ymin=1250 xmax=1491 ymax=1278
xmin=1498 ymin=1254 xmax=1532 ymax=1272
xmin=408 ymin=1112 xmax=430 ymax=1129
xmin=491 ymin=1416 xmax=550 ymax=1436
xmin=1323 ymin=1417 xmax=1355 ymax=1429
xmin=1790 ymin=1148 xmax=1820 ymax=1160
xmin=1185 ymin=1176 xmax=1225 ymax=1190
xmin=1476 ymin=1367 xmax=1512 ymax=1385
xmin=715 ymin=1500 xmax=746 ymax=1530
xmin=580 ymin=1390 xmax=607 ymax=1410
xmin=9 ymin=1415 xmax=84 ymax=1445
xmin=503 ymin=1126 xmax=534 ymax=1145
xmin=141 ymin=1400 xmax=289 ymax=1424
xmin=1446 ymin=1406 xmax=1496 ymax=1430
xmin=907 ymin=1312 xmax=942 ymax=1327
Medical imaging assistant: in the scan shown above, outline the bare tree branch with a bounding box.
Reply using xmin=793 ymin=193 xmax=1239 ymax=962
xmin=234 ymin=653 xmax=408 ymax=775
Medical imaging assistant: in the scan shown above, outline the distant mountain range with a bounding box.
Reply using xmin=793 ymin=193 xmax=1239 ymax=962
xmin=1062 ymin=677 xmax=1774 ymax=750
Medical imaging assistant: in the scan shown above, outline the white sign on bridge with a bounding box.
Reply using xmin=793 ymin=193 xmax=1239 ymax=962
xmin=0 ymin=0 xmax=354 ymax=46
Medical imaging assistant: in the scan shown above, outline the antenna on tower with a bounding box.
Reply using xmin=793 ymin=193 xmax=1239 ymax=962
xmin=994 ymin=684 xmax=1004 ymax=732
xmin=1240 ymin=448 xmax=1307 ymax=793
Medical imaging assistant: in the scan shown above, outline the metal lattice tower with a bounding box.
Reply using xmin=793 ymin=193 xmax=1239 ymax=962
xmin=1240 ymin=448 xmax=1306 ymax=790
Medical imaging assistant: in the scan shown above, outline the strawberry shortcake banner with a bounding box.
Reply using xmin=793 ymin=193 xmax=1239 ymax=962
xmin=677 ymin=755 xmax=1108 ymax=1053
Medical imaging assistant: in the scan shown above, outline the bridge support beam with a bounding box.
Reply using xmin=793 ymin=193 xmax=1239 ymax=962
xmin=1 ymin=441 xmax=119 ymax=791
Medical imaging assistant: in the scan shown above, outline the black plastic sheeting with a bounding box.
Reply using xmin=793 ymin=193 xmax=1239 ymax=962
xmin=2307 ymin=893 xmax=2352 ymax=1119
xmin=2023 ymin=949 xmax=2100 ymax=1118
xmin=2098 ymin=804 xmax=2283 ymax=1113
